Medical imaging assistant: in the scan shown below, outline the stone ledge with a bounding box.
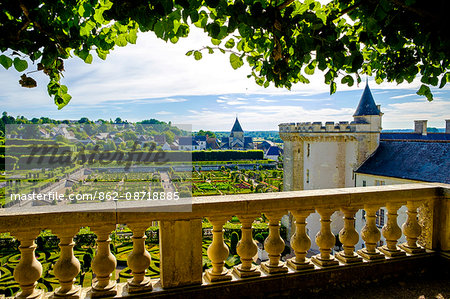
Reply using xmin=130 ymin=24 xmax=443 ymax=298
xmin=5 ymin=252 xmax=446 ymax=299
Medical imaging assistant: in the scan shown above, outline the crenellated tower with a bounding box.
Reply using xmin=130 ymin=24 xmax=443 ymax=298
xmin=280 ymin=83 xmax=383 ymax=191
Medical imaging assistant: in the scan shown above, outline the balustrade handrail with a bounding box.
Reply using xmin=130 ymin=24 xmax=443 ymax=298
xmin=0 ymin=183 xmax=447 ymax=229
xmin=0 ymin=182 xmax=449 ymax=298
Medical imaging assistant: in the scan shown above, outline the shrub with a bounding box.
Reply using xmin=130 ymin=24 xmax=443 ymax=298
xmin=254 ymin=233 xmax=264 ymax=244
xmin=230 ymin=232 xmax=239 ymax=255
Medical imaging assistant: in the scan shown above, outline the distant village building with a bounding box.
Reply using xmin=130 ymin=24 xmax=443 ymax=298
xmin=265 ymin=146 xmax=283 ymax=161
xmin=206 ymin=137 xmax=220 ymax=150
xmin=178 ymin=137 xmax=201 ymax=151
xmin=220 ymin=117 xmax=254 ymax=150
xmin=279 ymin=82 xmax=450 ymax=251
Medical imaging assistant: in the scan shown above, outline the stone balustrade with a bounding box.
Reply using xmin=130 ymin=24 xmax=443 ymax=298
xmin=0 ymin=183 xmax=448 ymax=298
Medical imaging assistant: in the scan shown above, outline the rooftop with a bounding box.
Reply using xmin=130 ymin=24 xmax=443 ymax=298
xmin=353 ymin=83 xmax=381 ymax=116
xmin=231 ymin=117 xmax=243 ymax=132
xmin=356 ymin=141 xmax=450 ymax=183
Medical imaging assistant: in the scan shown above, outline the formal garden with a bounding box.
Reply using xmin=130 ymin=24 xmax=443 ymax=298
xmin=0 ymin=162 xmax=288 ymax=296
xmin=0 ymin=215 xmax=289 ymax=296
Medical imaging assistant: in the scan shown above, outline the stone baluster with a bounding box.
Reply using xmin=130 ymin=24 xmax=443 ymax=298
xmin=399 ymin=201 xmax=425 ymax=254
xmin=287 ymin=209 xmax=314 ymax=270
xmin=205 ymin=217 xmax=232 ymax=282
xmin=126 ymin=223 xmax=152 ymax=293
xmin=53 ymin=226 xmax=81 ymax=297
xmin=13 ymin=229 xmax=43 ymax=299
xmin=357 ymin=205 xmax=384 ymax=261
xmin=311 ymin=208 xmax=339 ymax=267
xmin=379 ymin=203 xmax=406 ymax=257
xmin=261 ymin=211 xmax=288 ymax=274
xmin=232 ymin=215 xmax=260 ymax=278
xmin=336 ymin=208 xmax=362 ymax=264
xmin=91 ymin=225 xmax=117 ymax=297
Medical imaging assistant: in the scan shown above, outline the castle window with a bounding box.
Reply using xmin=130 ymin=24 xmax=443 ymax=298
xmin=375 ymin=180 xmax=385 ymax=186
xmin=307 ymin=143 xmax=311 ymax=157
xmin=362 ymin=180 xmax=366 ymax=187
xmin=306 ymin=169 xmax=310 ymax=184
xmin=375 ymin=209 xmax=385 ymax=228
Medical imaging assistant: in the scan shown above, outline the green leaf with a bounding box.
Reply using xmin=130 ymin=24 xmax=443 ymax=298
xmin=438 ymin=72 xmax=449 ymax=89
xmin=304 ymin=61 xmax=316 ymax=75
xmin=85 ymin=54 xmax=93 ymax=64
xmin=225 ymin=38 xmax=235 ymax=49
xmin=316 ymin=11 xmax=327 ymax=24
xmin=230 ymin=53 xmax=243 ymax=70
xmin=55 ymin=93 xmax=72 ymax=109
xmin=194 ymin=51 xmax=203 ymax=60
xmin=211 ymin=38 xmax=221 ymax=46
xmin=13 ymin=58 xmax=28 ymax=72
xmin=0 ymin=55 xmax=13 ymax=70
xmin=341 ymin=75 xmax=354 ymax=86
xmin=329 ymin=81 xmax=337 ymax=94
xmin=154 ymin=22 xmax=165 ymax=38
xmin=115 ymin=35 xmax=127 ymax=47
xmin=186 ymin=50 xmax=193 ymax=56
xmin=96 ymin=49 xmax=108 ymax=60
xmin=125 ymin=30 xmax=138 ymax=44
xmin=416 ymin=84 xmax=433 ymax=101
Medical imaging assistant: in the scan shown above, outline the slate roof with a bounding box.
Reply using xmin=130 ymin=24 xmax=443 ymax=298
xmin=266 ymin=146 xmax=283 ymax=156
xmin=231 ymin=117 xmax=243 ymax=132
xmin=353 ymin=84 xmax=380 ymax=116
xmin=381 ymin=133 xmax=450 ymax=141
xmin=194 ymin=135 xmax=207 ymax=141
xmin=356 ymin=141 xmax=450 ymax=183
xmin=178 ymin=137 xmax=199 ymax=146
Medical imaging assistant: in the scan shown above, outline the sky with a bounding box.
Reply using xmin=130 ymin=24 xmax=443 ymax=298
xmin=1 ymin=26 xmax=449 ymax=131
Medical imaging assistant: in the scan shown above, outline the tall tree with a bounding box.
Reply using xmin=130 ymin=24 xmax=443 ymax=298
xmin=0 ymin=0 xmax=448 ymax=107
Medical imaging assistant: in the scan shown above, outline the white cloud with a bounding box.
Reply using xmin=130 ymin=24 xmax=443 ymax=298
xmin=390 ymin=94 xmax=417 ymax=99
xmin=256 ymin=99 xmax=277 ymax=103
xmin=382 ymin=98 xmax=450 ymax=129
xmin=155 ymin=111 xmax=173 ymax=115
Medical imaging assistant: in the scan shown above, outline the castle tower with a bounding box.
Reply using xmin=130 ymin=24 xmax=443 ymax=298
xmin=230 ymin=117 xmax=244 ymax=148
xmin=279 ymin=83 xmax=382 ymax=191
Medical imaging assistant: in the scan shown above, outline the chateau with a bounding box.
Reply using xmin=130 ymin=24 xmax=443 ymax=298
xmin=279 ymin=83 xmax=449 ymax=250
xmin=280 ymin=83 xmax=382 ymax=191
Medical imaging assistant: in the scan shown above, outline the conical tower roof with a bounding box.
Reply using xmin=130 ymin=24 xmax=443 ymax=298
xmin=231 ymin=117 xmax=243 ymax=132
xmin=353 ymin=83 xmax=380 ymax=116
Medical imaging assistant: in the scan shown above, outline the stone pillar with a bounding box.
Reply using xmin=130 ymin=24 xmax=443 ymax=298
xmin=311 ymin=208 xmax=339 ymax=267
xmin=282 ymin=140 xmax=304 ymax=191
xmin=261 ymin=211 xmax=288 ymax=274
xmin=233 ymin=215 xmax=260 ymax=278
xmin=160 ymin=219 xmax=203 ymax=288
xmin=336 ymin=208 xmax=362 ymax=264
xmin=400 ymin=201 xmax=425 ymax=254
xmin=53 ymin=226 xmax=81 ymax=297
xmin=13 ymin=229 xmax=43 ymax=299
xmin=287 ymin=209 xmax=314 ymax=270
xmin=379 ymin=203 xmax=406 ymax=257
xmin=357 ymin=205 xmax=384 ymax=261
xmin=204 ymin=217 xmax=232 ymax=282
xmin=91 ymin=225 xmax=117 ymax=297
xmin=126 ymin=223 xmax=152 ymax=293
xmin=336 ymin=139 xmax=346 ymax=188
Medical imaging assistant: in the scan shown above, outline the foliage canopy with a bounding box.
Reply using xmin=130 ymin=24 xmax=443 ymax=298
xmin=1 ymin=0 xmax=449 ymax=108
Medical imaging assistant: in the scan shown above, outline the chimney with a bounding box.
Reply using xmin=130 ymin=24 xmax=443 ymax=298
xmin=414 ymin=120 xmax=427 ymax=136
xmin=446 ymin=120 xmax=450 ymax=134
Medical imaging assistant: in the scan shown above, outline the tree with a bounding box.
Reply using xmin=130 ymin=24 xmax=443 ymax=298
xmin=0 ymin=0 xmax=448 ymax=107
xmin=197 ymin=130 xmax=216 ymax=138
